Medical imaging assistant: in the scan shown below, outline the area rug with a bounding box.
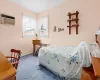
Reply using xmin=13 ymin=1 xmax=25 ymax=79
xmin=16 ymin=54 xmax=64 ymax=80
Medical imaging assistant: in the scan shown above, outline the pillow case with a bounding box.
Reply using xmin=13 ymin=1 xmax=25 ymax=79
xmin=90 ymin=43 xmax=100 ymax=57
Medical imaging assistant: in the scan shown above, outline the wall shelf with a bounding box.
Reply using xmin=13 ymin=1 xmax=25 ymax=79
xmin=68 ymin=11 xmax=79 ymax=16
xmin=67 ymin=24 xmax=79 ymax=27
xmin=67 ymin=11 xmax=79 ymax=35
xmin=67 ymin=18 xmax=79 ymax=22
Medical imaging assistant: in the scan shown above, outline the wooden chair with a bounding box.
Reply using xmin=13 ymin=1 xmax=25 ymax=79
xmin=0 ymin=51 xmax=16 ymax=80
xmin=6 ymin=49 xmax=21 ymax=69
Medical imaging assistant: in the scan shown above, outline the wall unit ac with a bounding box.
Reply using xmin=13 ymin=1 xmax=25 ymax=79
xmin=0 ymin=14 xmax=15 ymax=25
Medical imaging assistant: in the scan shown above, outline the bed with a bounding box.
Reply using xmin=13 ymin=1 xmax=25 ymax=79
xmin=38 ymin=42 xmax=92 ymax=79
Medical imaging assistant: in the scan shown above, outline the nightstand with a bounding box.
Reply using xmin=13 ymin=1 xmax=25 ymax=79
xmin=32 ymin=40 xmax=41 ymax=56
xmin=92 ymin=57 xmax=100 ymax=80
xmin=81 ymin=57 xmax=100 ymax=80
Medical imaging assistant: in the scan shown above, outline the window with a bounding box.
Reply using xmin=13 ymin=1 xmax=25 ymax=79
xmin=22 ymin=15 xmax=36 ymax=37
xmin=38 ymin=16 xmax=49 ymax=37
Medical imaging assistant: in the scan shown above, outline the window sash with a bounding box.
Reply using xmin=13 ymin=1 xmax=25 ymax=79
xmin=22 ymin=15 xmax=36 ymax=37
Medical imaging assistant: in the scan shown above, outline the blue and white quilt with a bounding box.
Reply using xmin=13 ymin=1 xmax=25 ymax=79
xmin=38 ymin=42 xmax=91 ymax=79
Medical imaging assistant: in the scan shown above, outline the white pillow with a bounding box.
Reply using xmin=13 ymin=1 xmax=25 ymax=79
xmin=90 ymin=44 xmax=100 ymax=57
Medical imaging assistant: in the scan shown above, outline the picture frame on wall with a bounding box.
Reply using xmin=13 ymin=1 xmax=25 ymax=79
xmin=38 ymin=16 xmax=49 ymax=38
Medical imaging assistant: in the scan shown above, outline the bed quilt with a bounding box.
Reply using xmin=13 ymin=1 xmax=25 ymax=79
xmin=38 ymin=42 xmax=91 ymax=79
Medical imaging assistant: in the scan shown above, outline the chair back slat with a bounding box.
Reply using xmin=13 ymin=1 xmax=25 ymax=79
xmin=10 ymin=49 xmax=21 ymax=69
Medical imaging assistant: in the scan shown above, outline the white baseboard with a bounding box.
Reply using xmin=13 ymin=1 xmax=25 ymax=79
xmin=21 ymin=53 xmax=33 ymax=57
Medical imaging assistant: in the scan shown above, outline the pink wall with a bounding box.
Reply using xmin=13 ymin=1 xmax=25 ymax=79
xmin=0 ymin=0 xmax=36 ymax=56
xmin=1 ymin=0 xmax=100 ymax=56
xmin=37 ymin=0 xmax=100 ymax=46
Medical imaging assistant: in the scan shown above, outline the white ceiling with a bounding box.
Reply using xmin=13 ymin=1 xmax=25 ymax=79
xmin=8 ymin=0 xmax=65 ymax=13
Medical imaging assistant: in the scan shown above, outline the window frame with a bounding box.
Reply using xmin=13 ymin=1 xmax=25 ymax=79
xmin=22 ymin=15 xmax=36 ymax=38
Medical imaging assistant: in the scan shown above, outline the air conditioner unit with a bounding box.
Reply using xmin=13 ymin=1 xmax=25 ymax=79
xmin=0 ymin=14 xmax=15 ymax=25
